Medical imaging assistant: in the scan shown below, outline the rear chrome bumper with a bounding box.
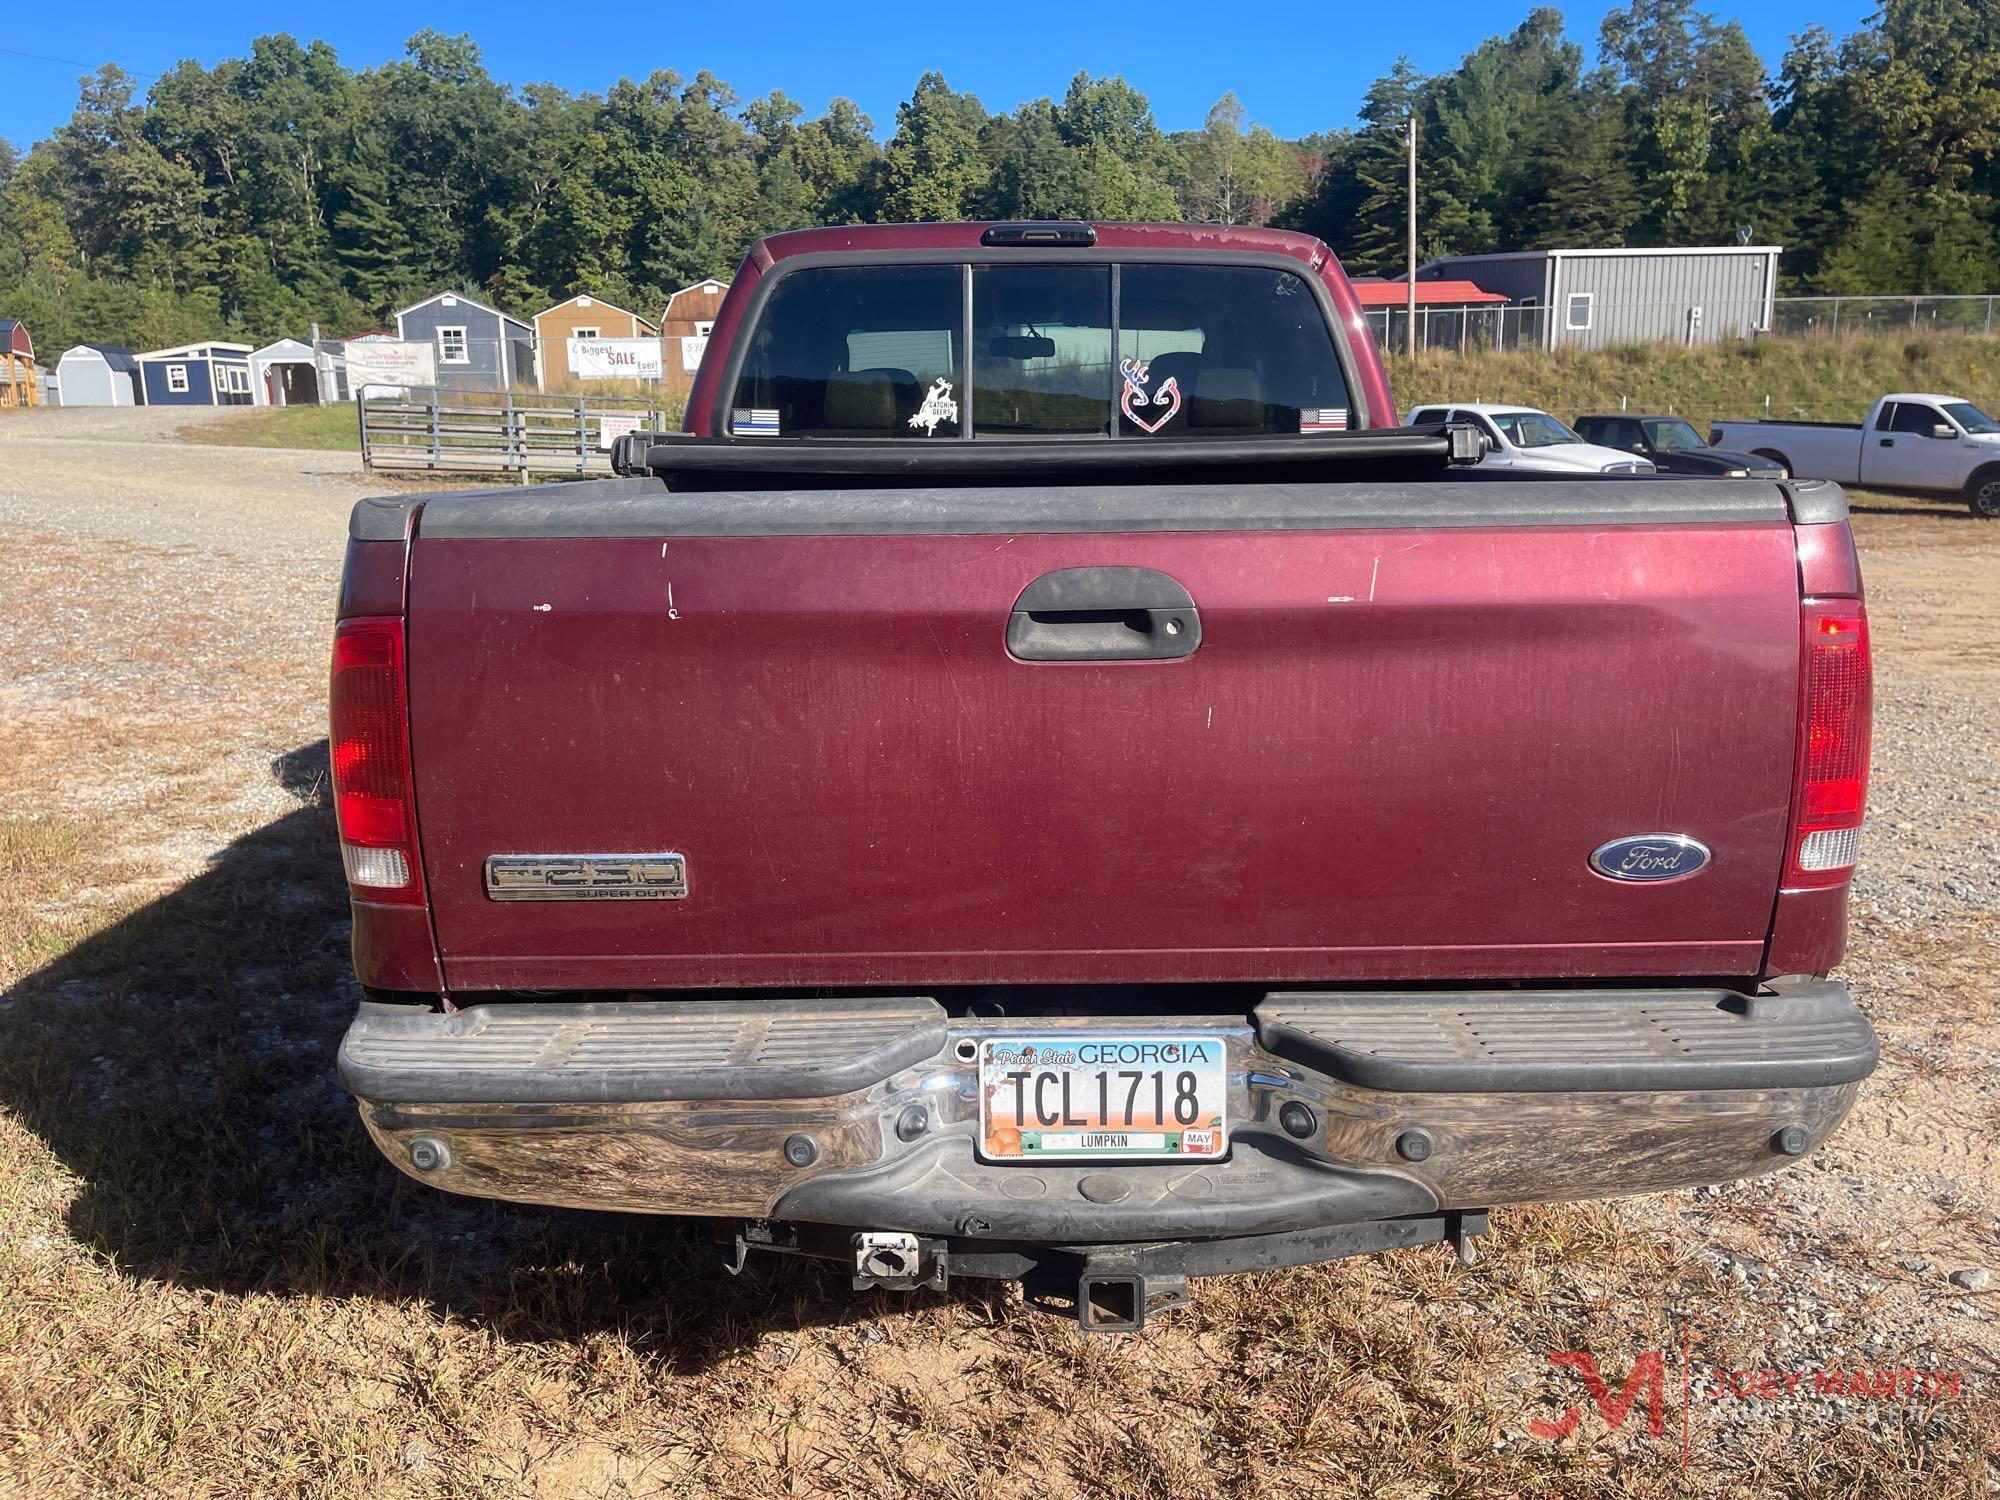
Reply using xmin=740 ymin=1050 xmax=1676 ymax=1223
xmin=341 ymin=982 xmax=1875 ymax=1242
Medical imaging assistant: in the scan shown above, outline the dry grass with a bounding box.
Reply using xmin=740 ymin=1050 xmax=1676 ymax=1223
xmin=0 ymin=816 xmax=122 ymax=984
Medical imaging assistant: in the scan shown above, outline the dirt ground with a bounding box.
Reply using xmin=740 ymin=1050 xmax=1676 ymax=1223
xmin=0 ymin=406 xmax=1994 ymax=1497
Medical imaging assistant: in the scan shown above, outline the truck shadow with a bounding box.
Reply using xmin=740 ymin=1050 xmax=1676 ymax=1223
xmin=0 ymin=741 xmax=1006 ymax=1369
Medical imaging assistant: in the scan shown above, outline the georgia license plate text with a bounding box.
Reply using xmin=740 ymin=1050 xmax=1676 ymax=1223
xmin=978 ymin=1035 xmax=1228 ymax=1160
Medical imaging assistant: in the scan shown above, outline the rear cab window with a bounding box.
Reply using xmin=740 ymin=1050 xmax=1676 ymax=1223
xmin=726 ymin=259 xmax=1353 ymax=440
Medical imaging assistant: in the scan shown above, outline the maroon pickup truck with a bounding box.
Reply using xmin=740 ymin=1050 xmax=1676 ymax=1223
xmin=332 ymin=221 xmax=1876 ymax=1331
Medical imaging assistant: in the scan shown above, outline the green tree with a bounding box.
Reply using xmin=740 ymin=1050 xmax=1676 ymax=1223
xmin=879 ymin=73 xmax=988 ymax=222
xmin=1174 ymin=93 xmax=1303 ymax=225
xmin=1338 ymin=61 xmax=1428 ymax=275
xmin=1521 ymin=76 xmax=1642 ymax=246
xmin=1423 ymin=11 xmax=1584 ymax=256
xmin=1599 ymin=0 xmax=1769 ymax=241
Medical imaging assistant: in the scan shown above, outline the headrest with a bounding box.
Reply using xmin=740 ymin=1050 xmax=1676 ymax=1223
xmin=822 ymin=369 xmax=900 ymax=431
xmin=1190 ymin=366 xmax=1264 ymax=427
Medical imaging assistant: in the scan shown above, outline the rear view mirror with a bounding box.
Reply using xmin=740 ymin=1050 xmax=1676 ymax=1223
xmin=987 ymin=334 xmax=1056 ymax=361
xmin=1932 ymin=423 xmax=1956 ymax=440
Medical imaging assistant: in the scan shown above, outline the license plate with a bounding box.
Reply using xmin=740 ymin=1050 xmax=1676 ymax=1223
xmin=977 ymin=1034 xmax=1228 ymax=1161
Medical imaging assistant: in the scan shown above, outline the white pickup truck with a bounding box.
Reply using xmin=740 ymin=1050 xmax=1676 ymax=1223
xmin=1711 ymin=392 xmax=2000 ymax=518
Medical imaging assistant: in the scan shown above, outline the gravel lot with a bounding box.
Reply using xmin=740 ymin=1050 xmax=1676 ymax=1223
xmin=0 ymin=407 xmax=1994 ymax=1496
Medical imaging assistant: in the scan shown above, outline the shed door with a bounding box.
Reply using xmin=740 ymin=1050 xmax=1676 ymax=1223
xmin=279 ymin=364 xmax=319 ymax=405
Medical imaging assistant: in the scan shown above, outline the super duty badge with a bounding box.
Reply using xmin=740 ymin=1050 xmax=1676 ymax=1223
xmin=484 ymin=854 xmax=688 ymax=900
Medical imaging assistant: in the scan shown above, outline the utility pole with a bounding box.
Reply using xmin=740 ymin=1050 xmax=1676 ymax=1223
xmin=1405 ymin=112 xmax=1418 ymax=358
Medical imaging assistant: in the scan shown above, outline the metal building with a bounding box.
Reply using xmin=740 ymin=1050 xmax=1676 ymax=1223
xmin=1413 ymin=246 xmax=1781 ymax=349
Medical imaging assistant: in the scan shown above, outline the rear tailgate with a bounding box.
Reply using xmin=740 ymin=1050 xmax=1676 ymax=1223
xmin=403 ymin=480 xmax=1802 ymax=991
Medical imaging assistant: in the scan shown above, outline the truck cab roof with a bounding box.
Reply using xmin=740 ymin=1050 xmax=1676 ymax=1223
xmin=750 ymin=220 xmax=1334 ymax=269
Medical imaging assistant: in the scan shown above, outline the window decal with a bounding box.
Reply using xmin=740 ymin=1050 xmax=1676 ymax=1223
xmin=907 ymin=379 xmax=959 ymax=435
xmin=1118 ymin=357 xmax=1182 ymax=435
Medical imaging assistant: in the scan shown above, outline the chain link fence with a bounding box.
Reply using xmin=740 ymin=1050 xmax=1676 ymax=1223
xmin=1367 ymin=294 xmax=2000 ymax=355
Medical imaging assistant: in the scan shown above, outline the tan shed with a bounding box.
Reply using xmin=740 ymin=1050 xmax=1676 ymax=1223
xmin=659 ymin=279 xmax=730 ymax=394
xmin=532 ymin=294 xmax=661 ymax=391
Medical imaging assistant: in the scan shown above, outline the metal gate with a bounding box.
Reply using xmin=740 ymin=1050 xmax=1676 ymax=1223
xmin=358 ymin=388 xmax=668 ymax=476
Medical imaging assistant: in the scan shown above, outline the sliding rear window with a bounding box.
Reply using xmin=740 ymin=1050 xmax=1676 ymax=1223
xmin=726 ymin=260 xmax=1351 ymax=439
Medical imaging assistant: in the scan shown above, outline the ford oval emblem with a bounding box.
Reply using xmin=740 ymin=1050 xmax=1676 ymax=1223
xmin=1589 ymin=834 xmax=1711 ymax=883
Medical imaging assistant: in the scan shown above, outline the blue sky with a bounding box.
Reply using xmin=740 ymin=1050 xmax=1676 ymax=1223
xmin=2 ymin=0 xmax=1878 ymax=151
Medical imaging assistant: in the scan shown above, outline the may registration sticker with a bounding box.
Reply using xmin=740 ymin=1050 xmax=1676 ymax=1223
xmin=977 ymin=1035 xmax=1228 ymax=1161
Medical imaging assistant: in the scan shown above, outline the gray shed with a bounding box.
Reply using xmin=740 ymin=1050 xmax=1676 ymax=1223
xmin=1415 ymin=246 xmax=1781 ymax=349
xmin=54 ymin=344 xmax=142 ymax=406
xmin=394 ymin=292 xmax=533 ymax=393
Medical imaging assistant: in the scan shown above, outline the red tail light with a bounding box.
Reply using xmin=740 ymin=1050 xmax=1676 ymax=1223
xmin=331 ymin=617 xmax=425 ymax=904
xmin=1786 ymin=602 xmax=1871 ymax=888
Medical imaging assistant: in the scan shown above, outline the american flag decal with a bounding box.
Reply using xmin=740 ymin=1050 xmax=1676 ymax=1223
xmin=732 ymin=407 xmax=780 ymax=436
xmin=1300 ymin=407 xmax=1349 ymax=433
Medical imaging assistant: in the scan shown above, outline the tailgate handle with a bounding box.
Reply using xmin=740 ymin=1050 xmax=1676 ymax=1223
xmin=1006 ymin=567 xmax=1201 ymax=662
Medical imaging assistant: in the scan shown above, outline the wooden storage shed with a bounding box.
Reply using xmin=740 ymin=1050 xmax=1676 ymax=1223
xmin=54 ymin=344 xmax=141 ymax=406
xmin=394 ymin=292 xmax=533 ymax=393
xmin=659 ymin=279 xmax=729 ymax=393
xmin=531 ymin=295 xmax=660 ymax=391
xmin=135 ymin=342 xmax=255 ymax=406
xmin=0 ymin=319 xmax=40 ymax=407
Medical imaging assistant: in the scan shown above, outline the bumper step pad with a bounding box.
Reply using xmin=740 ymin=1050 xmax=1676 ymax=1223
xmin=1254 ymin=981 xmax=1876 ymax=1093
xmin=339 ymin=994 xmax=947 ymax=1104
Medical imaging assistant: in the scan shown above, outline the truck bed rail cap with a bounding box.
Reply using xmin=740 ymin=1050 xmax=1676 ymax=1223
xmin=347 ymin=477 xmax=672 ymax=541
xmin=1783 ymin=479 xmax=1850 ymax=526
xmin=350 ymin=494 xmax=422 ymax=542
xmin=413 ymin=476 xmax=1792 ymax=540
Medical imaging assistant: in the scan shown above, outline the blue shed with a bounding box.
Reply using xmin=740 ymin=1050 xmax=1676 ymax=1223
xmin=135 ymin=341 xmax=256 ymax=406
xmin=394 ymin=292 xmax=533 ymax=393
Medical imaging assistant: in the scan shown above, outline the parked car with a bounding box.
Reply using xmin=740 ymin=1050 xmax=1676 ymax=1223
xmin=1573 ymin=413 xmax=1785 ymax=478
xmin=1711 ymin=392 xmax=2000 ymax=518
xmin=331 ymin=221 xmax=1875 ymax=1332
xmin=1404 ymin=402 xmax=1655 ymax=474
